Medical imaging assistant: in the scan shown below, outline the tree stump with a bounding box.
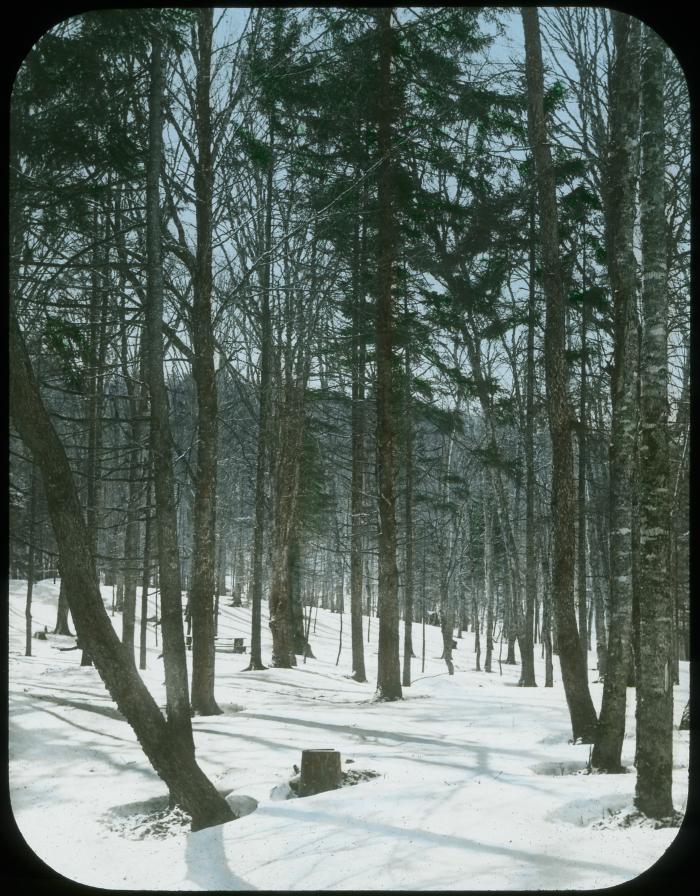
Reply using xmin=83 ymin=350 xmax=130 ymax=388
xmin=299 ymin=749 xmax=341 ymax=796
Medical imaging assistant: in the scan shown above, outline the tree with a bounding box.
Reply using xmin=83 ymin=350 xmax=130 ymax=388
xmin=10 ymin=305 xmax=233 ymax=830
xmin=635 ymin=26 xmax=674 ymax=820
xmin=521 ymin=5 xmax=597 ymax=742
xmin=374 ymin=7 xmax=402 ymax=702
xmin=144 ymin=30 xmax=195 ymax=753
xmin=591 ymin=13 xmax=641 ymax=773
xmin=188 ymin=7 xmax=222 ymax=715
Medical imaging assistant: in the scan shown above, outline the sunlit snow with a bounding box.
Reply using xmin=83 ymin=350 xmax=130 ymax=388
xmin=8 ymin=579 xmax=689 ymax=890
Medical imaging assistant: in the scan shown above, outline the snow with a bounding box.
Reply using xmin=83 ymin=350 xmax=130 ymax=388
xmin=8 ymin=579 xmax=690 ymax=890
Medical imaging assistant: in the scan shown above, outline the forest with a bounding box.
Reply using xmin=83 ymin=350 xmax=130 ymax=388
xmin=9 ymin=6 xmax=690 ymax=890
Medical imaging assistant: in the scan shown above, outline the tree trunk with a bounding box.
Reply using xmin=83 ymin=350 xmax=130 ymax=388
xmin=374 ymin=7 xmax=402 ymax=702
xmin=577 ymin=268 xmax=589 ymax=677
xmin=122 ymin=462 xmax=139 ymax=663
xmin=246 ymin=119 xmax=275 ymax=673
xmin=139 ymin=473 xmax=152 ymax=671
xmin=522 ymin=211 xmax=538 ymax=686
xmin=10 ymin=306 xmax=233 ymax=832
xmin=189 ymin=8 xmax=221 ymax=716
xmin=269 ymin=395 xmax=304 ymax=668
xmin=402 ymin=295 xmax=415 ymax=687
xmin=522 ymin=6 xmax=597 ymax=741
xmin=25 ymin=463 xmax=39 ymax=656
xmin=349 ymin=223 xmax=367 ymax=680
xmin=54 ymin=578 xmax=73 ymax=636
xmin=483 ymin=496 xmax=494 ymax=673
xmin=635 ymin=28 xmax=674 ymax=819
xmin=145 ymin=32 xmax=195 ymax=755
xmin=592 ymin=14 xmax=640 ymax=772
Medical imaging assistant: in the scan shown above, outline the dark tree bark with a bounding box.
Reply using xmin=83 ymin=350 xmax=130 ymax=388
xmin=54 ymin=579 xmax=74 ymax=636
xmin=349 ymin=215 xmax=367 ymax=682
xmin=374 ymin=7 xmax=402 ymax=702
xmin=577 ymin=254 xmax=589 ymax=678
xmin=139 ymin=472 xmax=153 ymax=672
xmin=522 ymin=207 xmax=538 ymax=687
xmin=592 ymin=14 xmax=641 ymax=772
xmin=24 ymin=463 xmax=39 ymax=656
xmin=145 ymin=32 xmax=194 ymax=753
xmin=402 ymin=294 xmax=415 ymax=688
xmin=10 ymin=308 xmax=233 ymax=832
xmin=189 ymin=8 xmax=221 ymax=715
xmin=483 ymin=495 xmax=494 ymax=673
xmin=635 ymin=27 xmax=674 ymax=819
xmin=522 ymin=6 xmax=597 ymax=741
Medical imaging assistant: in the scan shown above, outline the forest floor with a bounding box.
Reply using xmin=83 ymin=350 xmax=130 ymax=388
xmin=8 ymin=579 xmax=690 ymax=891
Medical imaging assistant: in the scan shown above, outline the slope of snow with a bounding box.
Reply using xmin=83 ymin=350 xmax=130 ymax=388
xmin=8 ymin=579 xmax=689 ymax=890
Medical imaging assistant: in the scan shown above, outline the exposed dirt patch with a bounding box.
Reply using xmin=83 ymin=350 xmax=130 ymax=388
xmin=341 ymin=767 xmax=381 ymax=786
xmin=592 ymin=807 xmax=685 ymax=830
xmin=105 ymin=797 xmax=191 ymax=840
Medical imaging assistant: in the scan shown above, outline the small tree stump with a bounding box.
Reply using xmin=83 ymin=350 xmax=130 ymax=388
xmin=300 ymin=749 xmax=341 ymax=796
xmin=233 ymin=637 xmax=246 ymax=654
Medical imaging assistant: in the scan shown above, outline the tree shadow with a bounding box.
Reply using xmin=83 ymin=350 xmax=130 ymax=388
xmin=184 ymin=820 xmax=258 ymax=890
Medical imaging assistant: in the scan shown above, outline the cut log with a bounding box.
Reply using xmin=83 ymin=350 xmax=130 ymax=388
xmin=299 ymin=749 xmax=341 ymax=796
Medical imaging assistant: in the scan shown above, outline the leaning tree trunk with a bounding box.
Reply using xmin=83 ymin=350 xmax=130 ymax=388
xmin=374 ymin=6 xmax=402 ymax=702
xmin=189 ymin=7 xmax=221 ymax=716
xmin=144 ymin=32 xmax=195 ymax=756
xmin=635 ymin=27 xmax=674 ymax=820
xmin=592 ymin=13 xmax=640 ymax=773
xmin=9 ymin=307 xmax=233 ymax=832
xmin=522 ymin=6 xmax=597 ymax=741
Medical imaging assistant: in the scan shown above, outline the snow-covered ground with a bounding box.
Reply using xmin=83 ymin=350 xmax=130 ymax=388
xmin=8 ymin=578 xmax=689 ymax=890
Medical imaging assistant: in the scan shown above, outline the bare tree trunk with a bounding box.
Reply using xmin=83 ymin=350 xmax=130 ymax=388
xmin=522 ymin=209 xmax=538 ymax=686
xmin=145 ymin=32 xmax=194 ymax=755
xmin=54 ymin=579 xmax=73 ymax=636
xmin=402 ymin=294 xmax=415 ymax=687
xmin=522 ymin=6 xmax=597 ymax=741
xmin=483 ymin=495 xmax=494 ymax=673
xmin=374 ymin=6 xmax=402 ymax=702
xmin=540 ymin=532 xmax=554 ymax=687
xmin=439 ymin=589 xmax=455 ymax=677
xmin=246 ymin=119 xmax=275 ymax=673
xmin=189 ymin=8 xmax=221 ymax=715
xmin=139 ymin=472 xmax=152 ymax=671
xmin=592 ymin=14 xmax=640 ymax=772
xmin=25 ymin=463 xmax=39 ymax=656
xmin=349 ymin=219 xmax=367 ymax=681
xmin=577 ymin=260 xmax=589 ymax=677
xmin=268 ymin=394 xmax=303 ymax=668
xmin=635 ymin=27 xmax=674 ymax=819
xmin=10 ymin=305 xmax=233 ymax=831
xmin=122 ymin=453 xmax=140 ymax=663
